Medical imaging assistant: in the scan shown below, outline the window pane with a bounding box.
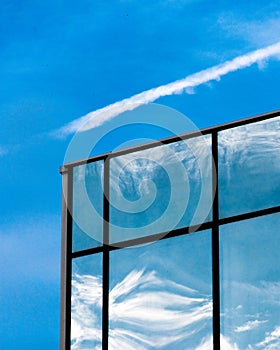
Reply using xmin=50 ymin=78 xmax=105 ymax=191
xmin=219 ymin=116 xmax=280 ymax=218
xmin=220 ymin=213 xmax=280 ymax=349
xmin=109 ymin=231 xmax=213 ymax=349
xmin=72 ymin=161 xmax=103 ymax=252
xmin=109 ymin=135 xmax=212 ymax=244
xmin=71 ymin=254 xmax=102 ymax=350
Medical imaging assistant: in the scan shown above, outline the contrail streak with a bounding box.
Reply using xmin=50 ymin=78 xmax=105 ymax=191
xmin=55 ymin=42 xmax=280 ymax=137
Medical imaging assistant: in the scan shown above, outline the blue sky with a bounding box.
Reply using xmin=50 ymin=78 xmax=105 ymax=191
xmin=1 ymin=0 xmax=280 ymax=349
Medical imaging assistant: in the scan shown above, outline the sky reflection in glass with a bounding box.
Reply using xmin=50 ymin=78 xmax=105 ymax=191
xmin=220 ymin=213 xmax=280 ymax=349
xmin=219 ymin=116 xmax=280 ymax=218
xmin=72 ymin=161 xmax=104 ymax=252
xmin=109 ymin=231 xmax=212 ymax=350
xmin=110 ymin=135 xmax=212 ymax=243
xmin=71 ymin=254 xmax=103 ymax=350
xmin=66 ymin=114 xmax=280 ymax=350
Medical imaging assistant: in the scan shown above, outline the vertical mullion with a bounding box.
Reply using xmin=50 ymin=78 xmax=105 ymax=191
xmin=102 ymin=157 xmax=110 ymax=350
xmin=60 ymin=168 xmax=68 ymax=350
xmin=61 ymin=167 xmax=73 ymax=350
xmin=212 ymin=131 xmax=220 ymax=350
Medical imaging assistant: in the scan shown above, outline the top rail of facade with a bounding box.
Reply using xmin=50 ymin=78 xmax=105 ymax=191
xmin=60 ymin=109 xmax=280 ymax=172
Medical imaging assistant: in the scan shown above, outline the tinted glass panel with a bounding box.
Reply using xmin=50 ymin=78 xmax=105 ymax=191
xmin=72 ymin=161 xmax=103 ymax=252
xmin=66 ymin=113 xmax=280 ymax=350
xmin=109 ymin=231 xmax=213 ymax=349
xmin=220 ymin=213 xmax=280 ymax=349
xmin=71 ymin=254 xmax=102 ymax=349
xmin=219 ymin=116 xmax=280 ymax=218
xmin=109 ymin=135 xmax=212 ymax=243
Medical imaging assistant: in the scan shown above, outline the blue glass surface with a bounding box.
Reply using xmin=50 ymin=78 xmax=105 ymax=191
xmin=219 ymin=116 xmax=280 ymax=218
xmin=72 ymin=161 xmax=104 ymax=252
xmin=109 ymin=231 xmax=212 ymax=349
xmin=71 ymin=254 xmax=103 ymax=349
xmin=220 ymin=213 xmax=280 ymax=349
xmin=109 ymin=135 xmax=212 ymax=244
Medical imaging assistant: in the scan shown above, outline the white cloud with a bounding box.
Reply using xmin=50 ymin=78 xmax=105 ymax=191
xmin=53 ymin=41 xmax=280 ymax=137
xmin=71 ymin=268 xmax=213 ymax=349
xmin=257 ymin=326 xmax=280 ymax=349
xmin=72 ymin=270 xmax=280 ymax=349
xmin=222 ymin=280 xmax=280 ymax=348
xmin=220 ymin=335 xmax=240 ymax=350
xmin=71 ymin=274 xmax=102 ymax=350
xmin=194 ymin=335 xmax=239 ymax=350
xmin=235 ymin=320 xmax=267 ymax=333
xmin=219 ymin=116 xmax=280 ymax=178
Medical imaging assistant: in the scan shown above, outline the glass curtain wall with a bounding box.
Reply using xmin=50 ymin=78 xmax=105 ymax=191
xmin=61 ymin=112 xmax=280 ymax=350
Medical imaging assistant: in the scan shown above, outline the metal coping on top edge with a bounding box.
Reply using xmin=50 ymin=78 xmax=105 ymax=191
xmin=60 ymin=109 xmax=280 ymax=171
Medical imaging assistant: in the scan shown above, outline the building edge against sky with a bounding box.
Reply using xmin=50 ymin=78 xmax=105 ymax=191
xmin=60 ymin=109 xmax=280 ymax=350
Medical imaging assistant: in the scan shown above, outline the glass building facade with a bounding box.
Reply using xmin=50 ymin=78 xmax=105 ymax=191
xmin=60 ymin=111 xmax=280 ymax=350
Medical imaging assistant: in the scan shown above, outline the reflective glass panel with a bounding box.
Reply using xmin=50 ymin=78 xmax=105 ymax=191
xmin=109 ymin=231 xmax=213 ymax=349
xmin=219 ymin=116 xmax=280 ymax=218
xmin=71 ymin=254 xmax=102 ymax=350
xmin=220 ymin=213 xmax=280 ymax=349
xmin=109 ymin=135 xmax=212 ymax=243
xmin=72 ymin=161 xmax=103 ymax=252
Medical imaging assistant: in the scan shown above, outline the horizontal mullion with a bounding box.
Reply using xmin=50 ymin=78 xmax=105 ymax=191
xmin=219 ymin=205 xmax=280 ymax=226
xmin=108 ymin=222 xmax=213 ymax=249
xmin=71 ymin=205 xmax=280 ymax=258
xmin=71 ymin=221 xmax=213 ymax=257
xmin=72 ymin=245 xmax=105 ymax=258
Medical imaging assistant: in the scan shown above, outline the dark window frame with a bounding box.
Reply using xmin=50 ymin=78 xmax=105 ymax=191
xmin=60 ymin=109 xmax=280 ymax=350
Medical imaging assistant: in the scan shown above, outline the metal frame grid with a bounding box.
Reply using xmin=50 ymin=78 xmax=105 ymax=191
xmin=60 ymin=110 xmax=280 ymax=350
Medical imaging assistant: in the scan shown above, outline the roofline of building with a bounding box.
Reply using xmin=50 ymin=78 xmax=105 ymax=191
xmin=60 ymin=109 xmax=280 ymax=173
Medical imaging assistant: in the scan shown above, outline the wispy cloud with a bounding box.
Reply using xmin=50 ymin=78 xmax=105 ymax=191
xmin=235 ymin=320 xmax=267 ymax=333
xmin=73 ymin=269 xmax=280 ymax=349
xmin=71 ymin=268 xmax=212 ymax=349
xmin=257 ymin=326 xmax=280 ymax=349
xmin=53 ymin=41 xmax=280 ymax=137
xmin=219 ymin=116 xmax=280 ymax=178
xmin=221 ymin=280 xmax=280 ymax=349
xmin=231 ymin=280 xmax=280 ymax=307
xmin=71 ymin=274 xmax=102 ymax=350
xmin=218 ymin=12 xmax=280 ymax=48
xmin=195 ymin=335 xmax=239 ymax=350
